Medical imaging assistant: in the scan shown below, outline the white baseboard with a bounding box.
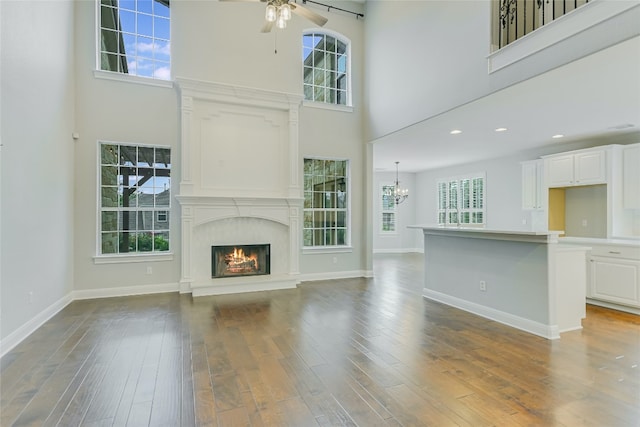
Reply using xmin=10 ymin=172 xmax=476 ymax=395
xmin=423 ymin=288 xmax=560 ymax=340
xmin=299 ymin=270 xmax=367 ymax=282
xmin=72 ymin=282 xmax=180 ymax=300
xmin=0 ymin=293 xmax=73 ymax=358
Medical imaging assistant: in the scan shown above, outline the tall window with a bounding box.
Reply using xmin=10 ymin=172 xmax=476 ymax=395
xmin=438 ymin=174 xmax=485 ymax=226
xmin=303 ymin=159 xmax=349 ymax=247
xmin=99 ymin=0 xmax=171 ymax=80
xmin=100 ymin=142 xmax=171 ymax=255
xmin=381 ymin=185 xmax=397 ymax=233
xmin=302 ymin=32 xmax=350 ymax=106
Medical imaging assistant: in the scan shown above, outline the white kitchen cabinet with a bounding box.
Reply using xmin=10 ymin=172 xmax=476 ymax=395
xmin=545 ymin=149 xmax=606 ymax=187
xmin=521 ymin=159 xmax=544 ymax=210
xmin=589 ymin=244 xmax=640 ymax=309
xmin=623 ymin=144 xmax=640 ymax=209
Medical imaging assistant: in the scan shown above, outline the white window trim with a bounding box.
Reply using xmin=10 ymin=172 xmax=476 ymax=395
xmin=93 ymin=252 xmax=174 ymax=264
xmin=302 ymin=246 xmax=354 ymax=255
xmin=94 ymin=70 xmax=174 ymax=88
xmin=302 ymin=28 xmax=353 ymax=108
xmin=96 ymin=140 xmax=173 ymax=261
xmin=302 ymin=100 xmax=354 ymax=113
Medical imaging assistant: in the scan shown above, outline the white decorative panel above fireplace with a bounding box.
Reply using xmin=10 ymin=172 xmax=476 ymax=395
xmin=197 ymin=101 xmax=287 ymax=198
xmin=175 ymin=78 xmax=303 ymax=296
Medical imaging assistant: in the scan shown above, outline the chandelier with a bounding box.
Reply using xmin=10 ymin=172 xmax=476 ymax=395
xmin=265 ymin=1 xmax=293 ymax=29
xmin=384 ymin=161 xmax=409 ymax=205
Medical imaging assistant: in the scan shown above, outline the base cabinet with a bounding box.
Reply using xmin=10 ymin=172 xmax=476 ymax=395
xmin=590 ymin=256 xmax=640 ymax=308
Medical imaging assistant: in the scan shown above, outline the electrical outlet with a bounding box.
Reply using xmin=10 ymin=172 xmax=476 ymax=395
xmin=28 ymin=291 xmax=34 ymax=304
xmin=146 ymin=266 xmax=153 ymax=275
xmin=479 ymin=281 xmax=487 ymax=291
xmin=581 ymin=219 xmax=588 ymax=227
xmin=332 ymin=257 xmax=338 ymax=264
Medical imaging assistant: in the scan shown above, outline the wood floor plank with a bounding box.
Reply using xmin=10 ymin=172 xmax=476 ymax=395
xmin=276 ymin=396 xmax=318 ymax=427
xmin=1 ymin=254 xmax=639 ymax=426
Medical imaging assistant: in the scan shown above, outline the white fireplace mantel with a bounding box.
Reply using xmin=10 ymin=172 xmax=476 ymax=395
xmin=175 ymin=79 xmax=303 ymax=296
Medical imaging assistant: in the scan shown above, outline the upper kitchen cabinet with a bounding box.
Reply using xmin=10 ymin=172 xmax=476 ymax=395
xmin=544 ymin=148 xmax=607 ymax=188
xmin=623 ymin=143 xmax=640 ymax=209
xmin=521 ymin=159 xmax=544 ymax=210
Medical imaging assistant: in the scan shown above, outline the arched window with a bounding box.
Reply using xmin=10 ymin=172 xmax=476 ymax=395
xmin=303 ymin=31 xmax=350 ymax=106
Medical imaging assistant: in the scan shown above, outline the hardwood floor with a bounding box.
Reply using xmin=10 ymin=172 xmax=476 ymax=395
xmin=1 ymin=253 xmax=639 ymax=426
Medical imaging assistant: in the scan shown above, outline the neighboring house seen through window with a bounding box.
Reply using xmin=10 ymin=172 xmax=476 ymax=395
xmin=100 ymin=142 xmax=171 ymax=255
xmin=303 ymin=158 xmax=349 ymax=247
xmin=99 ymin=0 xmax=171 ymax=80
xmin=303 ymin=31 xmax=350 ymax=106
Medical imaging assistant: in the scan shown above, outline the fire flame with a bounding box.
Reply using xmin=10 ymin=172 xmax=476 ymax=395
xmin=225 ymin=247 xmax=259 ymax=270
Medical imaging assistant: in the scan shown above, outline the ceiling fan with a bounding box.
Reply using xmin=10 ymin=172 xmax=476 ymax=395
xmin=220 ymin=0 xmax=328 ymax=32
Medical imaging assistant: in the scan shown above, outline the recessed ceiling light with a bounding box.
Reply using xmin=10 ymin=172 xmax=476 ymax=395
xmin=495 ymin=127 xmax=507 ymax=132
xmin=450 ymin=130 xmax=462 ymax=135
xmin=552 ymin=134 xmax=564 ymax=139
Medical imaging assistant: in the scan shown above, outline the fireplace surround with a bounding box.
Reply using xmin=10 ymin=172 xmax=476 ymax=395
xmin=176 ymin=78 xmax=303 ymax=296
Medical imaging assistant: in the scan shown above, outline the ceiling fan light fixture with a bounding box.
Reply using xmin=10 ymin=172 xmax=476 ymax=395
xmin=265 ymin=4 xmax=277 ymax=22
xmin=280 ymin=3 xmax=292 ymax=21
xmin=276 ymin=13 xmax=287 ymax=29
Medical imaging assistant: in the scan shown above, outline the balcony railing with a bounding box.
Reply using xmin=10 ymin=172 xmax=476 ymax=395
xmin=493 ymin=0 xmax=591 ymax=50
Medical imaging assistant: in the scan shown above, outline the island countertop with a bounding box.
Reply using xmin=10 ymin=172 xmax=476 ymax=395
xmin=408 ymin=225 xmax=563 ymax=243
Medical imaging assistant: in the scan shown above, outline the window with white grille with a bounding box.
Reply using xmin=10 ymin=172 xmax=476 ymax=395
xmin=303 ymin=158 xmax=349 ymax=247
xmin=98 ymin=0 xmax=171 ymax=80
xmin=381 ymin=184 xmax=397 ymax=233
xmin=99 ymin=142 xmax=171 ymax=254
xmin=302 ymin=31 xmax=350 ymax=106
xmin=438 ymin=174 xmax=485 ymax=226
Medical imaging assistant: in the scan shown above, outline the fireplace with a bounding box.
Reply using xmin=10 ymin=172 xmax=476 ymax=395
xmin=176 ymin=79 xmax=302 ymax=296
xmin=211 ymin=244 xmax=270 ymax=278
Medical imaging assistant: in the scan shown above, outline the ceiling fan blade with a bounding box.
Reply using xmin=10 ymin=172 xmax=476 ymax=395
xmin=291 ymin=3 xmax=328 ymax=27
xmin=261 ymin=20 xmax=275 ymax=33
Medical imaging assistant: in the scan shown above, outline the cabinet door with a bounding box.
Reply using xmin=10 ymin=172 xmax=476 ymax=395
xmin=590 ymin=256 xmax=640 ymax=307
xmin=522 ymin=161 xmax=540 ymax=209
xmin=574 ymin=150 xmax=606 ymax=185
xmin=623 ymin=145 xmax=640 ymax=209
xmin=547 ymin=155 xmax=574 ymax=187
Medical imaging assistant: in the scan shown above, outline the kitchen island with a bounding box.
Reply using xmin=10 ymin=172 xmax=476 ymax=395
xmin=409 ymin=226 xmax=589 ymax=339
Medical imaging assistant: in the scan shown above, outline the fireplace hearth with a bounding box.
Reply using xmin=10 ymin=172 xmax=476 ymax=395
xmin=211 ymin=244 xmax=270 ymax=278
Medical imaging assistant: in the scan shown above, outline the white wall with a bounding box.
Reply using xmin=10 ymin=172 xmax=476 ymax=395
xmin=1 ymin=0 xmax=76 ymax=343
xmin=364 ymin=0 xmax=640 ymax=141
xmin=72 ymin=0 xmax=367 ymax=293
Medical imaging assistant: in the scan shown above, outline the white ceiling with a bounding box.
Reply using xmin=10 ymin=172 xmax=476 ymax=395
xmin=371 ymin=41 xmax=640 ymax=173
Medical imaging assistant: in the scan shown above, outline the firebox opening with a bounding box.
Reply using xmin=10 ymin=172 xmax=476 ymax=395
xmin=211 ymin=244 xmax=270 ymax=278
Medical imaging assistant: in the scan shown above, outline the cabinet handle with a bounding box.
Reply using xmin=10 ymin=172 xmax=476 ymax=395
xmin=608 ymin=251 xmax=621 ymax=254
